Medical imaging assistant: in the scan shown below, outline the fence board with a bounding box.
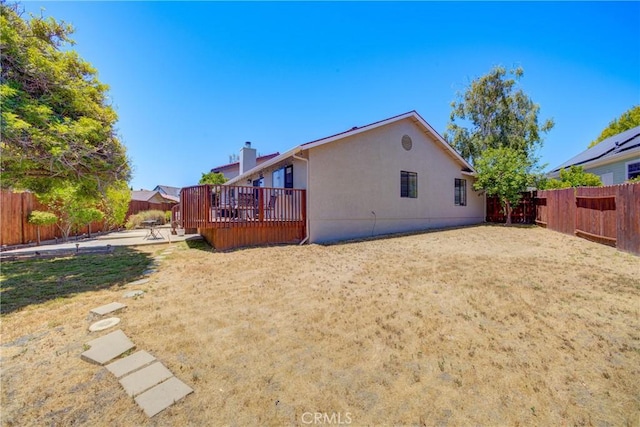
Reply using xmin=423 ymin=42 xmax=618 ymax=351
xmin=486 ymin=192 xmax=536 ymax=223
xmin=1 ymin=190 xmax=107 ymax=247
xmin=535 ymin=183 xmax=639 ymax=255
xmin=126 ymin=200 xmax=176 ymax=220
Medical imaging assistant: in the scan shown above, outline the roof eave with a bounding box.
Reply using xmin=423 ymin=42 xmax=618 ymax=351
xmin=226 ymin=147 xmax=302 ymax=185
xmin=549 ymin=145 xmax=640 ymax=174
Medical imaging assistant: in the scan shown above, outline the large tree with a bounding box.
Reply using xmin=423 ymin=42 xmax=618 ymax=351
xmin=588 ymin=105 xmax=640 ymax=148
xmin=0 ymin=3 xmax=131 ymax=196
xmin=446 ymin=66 xmax=554 ymax=166
xmin=446 ymin=66 xmax=553 ymax=224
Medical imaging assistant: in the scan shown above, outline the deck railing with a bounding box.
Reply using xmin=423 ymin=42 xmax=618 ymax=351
xmin=178 ymin=184 xmax=306 ymax=230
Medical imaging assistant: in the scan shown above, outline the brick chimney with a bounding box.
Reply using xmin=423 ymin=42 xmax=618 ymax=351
xmin=239 ymin=141 xmax=257 ymax=174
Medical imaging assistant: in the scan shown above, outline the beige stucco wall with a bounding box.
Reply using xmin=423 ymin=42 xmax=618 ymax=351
xmin=306 ymin=118 xmax=484 ymax=243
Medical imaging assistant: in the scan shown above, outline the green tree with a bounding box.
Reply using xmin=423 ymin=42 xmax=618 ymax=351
xmin=27 ymin=210 xmax=57 ymax=245
xmin=101 ymin=180 xmax=131 ymax=229
xmin=445 ymin=66 xmax=554 ymax=165
xmin=474 ymin=147 xmax=532 ymax=225
xmin=74 ymin=206 xmax=103 ymax=238
xmin=588 ymin=105 xmax=640 ymax=148
xmin=0 ymin=3 xmax=131 ymax=196
xmin=37 ymin=182 xmax=99 ymax=241
xmin=544 ymin=166 xmax=603 ymax=189
xmin=199 ymin=171 xmax=227 ymax=185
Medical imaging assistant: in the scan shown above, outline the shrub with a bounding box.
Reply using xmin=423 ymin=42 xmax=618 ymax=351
xmin=164 ymin=210 xmax=172 ymax=223
xmin=125 ymin=210 xmax=166 ymax=230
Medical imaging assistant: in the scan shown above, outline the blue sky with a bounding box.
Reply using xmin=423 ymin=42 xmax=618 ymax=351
xmin=21 ymin=1 xmax=640 ymax=190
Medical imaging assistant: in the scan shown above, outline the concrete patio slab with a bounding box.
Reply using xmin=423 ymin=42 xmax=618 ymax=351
xmin=123 ymin=290 xmax=145 ymax=298
xmin=90 ymin=302 xmax=126 ymax=316
xmin=81 ymin=330 xmax=135 ymax=365
xmin=106 ymin=350 xmax=156 ymax=378
xmin=89 ymin=317 xmax=120 ymax=332
xmin=134 ymin=377 xmax=194 ymax=417
xmin=119 ymin=361 xmax=173 ymax=397
xmin=127 ymin=279 xmax=150 ymax=286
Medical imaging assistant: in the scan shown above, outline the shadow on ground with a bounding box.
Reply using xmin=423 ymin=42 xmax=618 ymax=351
xmin=0 ymin=247 xmax=153 ymax=315
xmin=184 ymin=236 xmax=212 ymax=252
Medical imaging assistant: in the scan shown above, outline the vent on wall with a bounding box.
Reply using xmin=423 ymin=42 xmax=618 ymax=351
xmin=401 ymin=135 xmax=413 ymax=151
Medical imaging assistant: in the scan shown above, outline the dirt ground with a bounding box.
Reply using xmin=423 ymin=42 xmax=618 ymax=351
xmin=1 ymin=225 xmax=639 ymax=426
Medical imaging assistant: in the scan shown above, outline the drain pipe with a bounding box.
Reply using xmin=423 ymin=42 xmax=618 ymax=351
xmin=293 ymin=152 xmax=310 ymax=245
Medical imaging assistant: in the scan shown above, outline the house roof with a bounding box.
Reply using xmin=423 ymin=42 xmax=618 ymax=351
xmin=131 ymin=190 xmax=179 ymax=203
xmin=211 ymin=152 xmax=281 ymax=172
xmin=550 ymin=125 xmax=640 ymax=173
xmin=154 ymin=185 xmax=181 ymax=198
xmin=131 ymin=190 xmax=157 ymax=202
xmin=226 ymin=111 xmax=475 ymax=185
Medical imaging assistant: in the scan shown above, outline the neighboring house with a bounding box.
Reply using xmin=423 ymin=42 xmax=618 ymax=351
xmin=211 ymin=147 xmax=280 ymax=180
xmin=153 ymin=185 xmax=181 ymax=200
xmin=549 ymin=126 xmax=640 ymax=185
xmin=131 ymin=190 xmax=179 ymax=204
xmin=223 ymin=111 xmax=485 ymax=244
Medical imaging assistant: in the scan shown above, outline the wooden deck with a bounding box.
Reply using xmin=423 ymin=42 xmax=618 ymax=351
xmin=175 ymin=185 xmax=306 ymax=250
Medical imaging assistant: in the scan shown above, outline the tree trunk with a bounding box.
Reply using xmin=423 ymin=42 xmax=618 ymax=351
xmin=36 ymin=226 xmax=41 ymax=246
xmin=504 ymin=200 xmax=513 ymax=225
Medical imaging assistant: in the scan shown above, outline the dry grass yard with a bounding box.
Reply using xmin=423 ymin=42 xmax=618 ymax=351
xmin=1 ymin=225 xmax=639 ymax=426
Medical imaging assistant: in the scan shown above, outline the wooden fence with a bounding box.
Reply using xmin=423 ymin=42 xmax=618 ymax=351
xmin=536 ymin=183 xmax=639 ymax=255
xmin=126 ymin=200 xmax=176 ymax=220
xmin=1 ymin=191 xmax=178 ymax=247
xmin=486 ymin=192 xmax=537 ymax=223
xmin=0 ymin=190 xmax=106 ymax=247
xmin=177 ymin=184 xmax=306 ymax=250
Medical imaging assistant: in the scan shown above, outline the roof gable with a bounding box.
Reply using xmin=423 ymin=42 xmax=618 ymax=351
xmin=227 ymin=111 xmax=474 ymax=184
xmin=153 ymin=185 xmax=181 ymax=197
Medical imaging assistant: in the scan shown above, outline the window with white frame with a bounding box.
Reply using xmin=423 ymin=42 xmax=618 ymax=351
xmin=454 ymin=178 xmax=467 ymax=206
xmin=627 ymin=161 xmax=640 ymax=181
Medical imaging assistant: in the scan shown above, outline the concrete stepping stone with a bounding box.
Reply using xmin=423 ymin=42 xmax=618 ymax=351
xmin=128 ymin=279 xmax=150 ymax=286
xmin=143 ymin=269 xmax=157 ymax=276
xmin=106 ymin=350 xmax=156 ymax=378
xmin=119 ymin=361 xmax=173 ymax=397
xmin=90 ymin=302 xmax=126 ymax=316
xmin=153 ymin=256 xmax=165 ymax=261
xmin=81 ymin=330 xmax=135 ymax=365
xmin=89 ymin=317 xmax=120 ymax=332
xmin=123 ymin=290 xmax=145 ymax=298
xmin=134 ymin=377 xmax=194 ymax=417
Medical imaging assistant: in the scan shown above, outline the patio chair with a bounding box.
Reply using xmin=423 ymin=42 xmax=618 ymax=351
xmin=265 ymin=194 xmax=278 ymax=219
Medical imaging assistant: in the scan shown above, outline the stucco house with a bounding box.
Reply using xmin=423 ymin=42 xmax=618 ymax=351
xmin=549 ymin=126 xmax=640 ymax=185
xmin=217 ymin=110 xmax=485 ymax=244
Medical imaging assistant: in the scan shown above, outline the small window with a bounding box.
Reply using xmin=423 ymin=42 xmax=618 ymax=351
xmin=284 ymin=165 xmax=294 ymax=189
xmin=401 ymin=171 xmax=417 ymax=198
xmin=627 ymin=161 xmax=640 ymax=180
xmin=272 ymin=165 xmax=294 ymax=190
xmin=455 ymin=178 xmax=467 ymax=206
